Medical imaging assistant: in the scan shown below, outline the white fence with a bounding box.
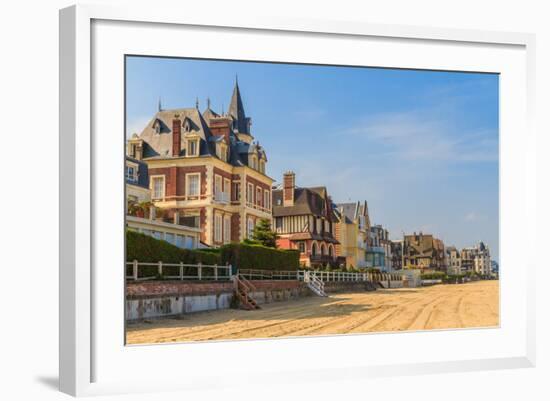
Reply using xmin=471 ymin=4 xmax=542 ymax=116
xmin=125 ymin=262 xmax=404 ymax=283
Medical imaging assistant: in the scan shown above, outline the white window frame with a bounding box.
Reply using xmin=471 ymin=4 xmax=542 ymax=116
xmin=214 ymin=213 xmax=223 ymax=242
xmin=150 ymin=175 xmax=165 ymax=200
xmin=224 ymin=215 xmax=231 ymax=243
xmin=247 ymin=217 xmax=255 ymax=238
xmin=223 ymin=178 xmax=231 ymax=199
xmin=264 ymin=189 xmax=270 ymax=210
xmin=187 ymin=138 xmax=199 ymax=157
xmin=247 ymin=182 xmax=254 ymax=204
xmin=214 ymin=175 xmax=222 ymax=198
xmin=186 ymin=173 xmax=201 ymax=198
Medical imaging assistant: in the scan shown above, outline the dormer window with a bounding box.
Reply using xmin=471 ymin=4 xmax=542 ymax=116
xmin=216 ymin=143 xmax=228 ymax=162
xmin=187 ymin=138 xmax=199 ymax=157
xmin=152 ymin=119 xmax=161 ymax=135
xmin=183 ymin=119 xmax=191 ymax=132
xmin=259 ymin=159 xmax=266 ymax=174
xmin=251 ymin=155 xmax=257 ymax=170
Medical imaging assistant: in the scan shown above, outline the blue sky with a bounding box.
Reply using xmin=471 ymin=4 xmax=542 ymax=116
xmin=126 ymin=56 xmax=499 ymax=262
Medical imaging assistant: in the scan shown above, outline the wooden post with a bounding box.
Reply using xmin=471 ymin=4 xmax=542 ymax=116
xmin=198 ymin=262 xmax=202 ymax=281
xmin=133 ymin=260 xmax=138 ymax=280
xmin=214 ymin=264 xmax=218 ymax=281
xmin=158 ymin=261 xmax=163 ymax=277
xmin=180 ymin=262 xmax=184 ymax=280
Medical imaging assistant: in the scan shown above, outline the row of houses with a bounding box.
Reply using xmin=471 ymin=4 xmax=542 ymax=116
xmin=125 ymin=78 xmax=492 ymax=273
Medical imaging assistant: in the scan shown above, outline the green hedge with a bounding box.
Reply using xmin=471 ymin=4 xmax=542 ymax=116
xmin=126 ymin=230 xmax=221 ymax=277
xmin=420 ymin=271 xmax=447 ymax=280
xmin=220 ymin=243 xmax=300 ymax=271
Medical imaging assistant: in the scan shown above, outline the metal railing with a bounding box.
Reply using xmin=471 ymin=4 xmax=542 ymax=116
xmin=126 ymin=260 xmax=231 ymax=281
xmin=126 ymin=262 xmax=404 ymax=283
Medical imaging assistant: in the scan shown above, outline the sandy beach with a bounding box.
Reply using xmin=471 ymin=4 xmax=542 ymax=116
xmin=126 ymin=280 xmax=499 ymax=344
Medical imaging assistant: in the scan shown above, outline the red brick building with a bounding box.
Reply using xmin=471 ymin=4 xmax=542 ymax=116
xmin=126 ymin=80 xmax=273 ymax=246
xmin=272 ymin=172 xmax=343 ymax=268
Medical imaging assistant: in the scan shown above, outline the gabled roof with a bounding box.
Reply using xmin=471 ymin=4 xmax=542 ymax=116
xmin=272 ymin=185 xmax=335 ymax=220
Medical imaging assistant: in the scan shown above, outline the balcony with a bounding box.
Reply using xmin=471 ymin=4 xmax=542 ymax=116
xmin=245 ymin=201 xmax=271 ymax=214
xmin=368 ymin=246 xmax=386 ymax=254
xmin=213 ymin=192 xmax=230 ymax=204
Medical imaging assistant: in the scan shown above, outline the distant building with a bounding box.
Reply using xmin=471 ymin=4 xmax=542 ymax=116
xmin=446 ymin=246 xmax=462 ymax=275
xmin=272 ymin=172 xmax=343 ymax=268
xmin=334 ymin=201 xmax=370 ymax=269
xmin=403 ymin=232 xmax=446 ymax=271
xmin=460 ymin=247 xmax=476 ymax=273
xmin=473 ymin=241 xmax=491 ymax=276
xmin=126 ymin=80 xmax=273 ymax=247
xmin=367 ymin=225 xmax=391 ymax=271
xmin=390 ymin=240 xmax=403 ymax=270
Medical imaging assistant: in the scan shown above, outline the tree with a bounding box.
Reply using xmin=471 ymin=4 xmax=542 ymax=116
xmin=250 ymin=218 xmax=278 ymax=248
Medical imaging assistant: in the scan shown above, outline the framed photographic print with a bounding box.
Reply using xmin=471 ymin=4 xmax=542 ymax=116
xmin=59 ymin=4 xmax=536 ymax=397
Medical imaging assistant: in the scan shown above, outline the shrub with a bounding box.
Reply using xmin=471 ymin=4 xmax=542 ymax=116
xmin=420 ymin=271 xmax=447 ymax=280
xmin=126 ymin=230 xmax=221 ymax=268
xmin=220 ymin=243 xmax=300 ymax=271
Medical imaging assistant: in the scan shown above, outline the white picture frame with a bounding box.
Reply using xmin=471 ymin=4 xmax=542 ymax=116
xmin=59 ymin=4 xmax=536 ymax=397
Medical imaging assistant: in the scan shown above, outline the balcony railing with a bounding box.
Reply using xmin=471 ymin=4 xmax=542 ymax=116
xmin=368 ymin=246 xmax=386 ymax=254
xmin=245 ymin=201 xmax=271 ymax=214
xmin=213 ymin=192 xmax=230 ymax=204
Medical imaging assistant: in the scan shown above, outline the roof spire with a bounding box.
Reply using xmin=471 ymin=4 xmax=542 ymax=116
xmin=229 ymin=75 xmax=248 ymax=134
xmin=195 ymin=97 xmax=199 ymax=109
xmin=207 ymin=97 xmax=211 ymax=109
xmin=158 ymin=97 xmax=162 ymax=112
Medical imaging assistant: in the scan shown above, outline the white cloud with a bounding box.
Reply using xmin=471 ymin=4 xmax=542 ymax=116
xmin=348 ymin=110 xmax=498 ymax=163
xmin=465 ymin=212 xmax=487 ymax=222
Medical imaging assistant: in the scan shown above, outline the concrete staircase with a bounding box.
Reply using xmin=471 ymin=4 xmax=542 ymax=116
xmin=234 ymin=275 xmax=261 ymax=310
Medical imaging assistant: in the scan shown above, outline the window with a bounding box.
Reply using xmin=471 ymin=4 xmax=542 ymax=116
xmin=151 ymin=176 xmax=165 ymax=200
xmin=256 ymin=187 xmax=262 ymax=206
xmin=247 ymin=183 xmax=254 ymax=204
xmin=186 ymin=173 xmax=200 ymax=197
xmin=311 ymin=242 xmax=318 ymax=256
xmin=232 ymin=182 xmax=241 ymax=201
xmin=175 ymin=235 xmax=185 ymax=248
xmin=259 ymin=160 xmax=265 ymax=174
xmin=224 ymin=178 xmax=231 ymax=201
xmin=215 ymin=175 xmax=222 ymax=198
xmin=152 ymin=231 xmax=162 ymax=241
xmin=298 ymin=242 xmax=305 ymax=253
xmin=185 ymin=236 xmax=195 ymax=249
xmin=187 ymin=139 xmax=199 ymax=156
xmin=247 ymin=217 xmax=255 ymax=238
xmin=224 ymin=215 xmax=231 ymax=243
xmin=215 ymin=214 xmax=223 ymax=242
xmin=164 ymin=233 xmax=175 ymax=245
xmin=275 ymin=217 xmax=283 ymax=230
xmin=251 ymin=156 xmax=257 ymax=170
xmin=126 ymin=166 xmax=137 ymax=183
xmin=264 ymin=189 xmax=271 ymax=210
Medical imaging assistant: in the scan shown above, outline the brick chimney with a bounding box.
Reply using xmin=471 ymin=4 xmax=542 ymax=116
xmin=172 ymin=118 xmax=181 ymax=157
xmin=283 ymin=171 xmax=295 ymax=207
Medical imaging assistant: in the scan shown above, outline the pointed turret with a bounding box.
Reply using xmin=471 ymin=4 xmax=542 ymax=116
xmin=229 ymin=76 xmax=250 ymax=135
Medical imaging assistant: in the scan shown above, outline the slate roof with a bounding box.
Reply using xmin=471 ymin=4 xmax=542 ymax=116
xmin=132 ymin=81 xmax=268 ymax=170
xmin=126 ymin=156 xmax=149 ymax=189
xmin=228 ymin=79 xmax=251 ymax=135
xmin=272 ymin=186 xmax=338 ymax=223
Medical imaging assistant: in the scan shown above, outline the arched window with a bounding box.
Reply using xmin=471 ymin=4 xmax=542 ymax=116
xmin=328 ymin=244 xmax=334 ymax=257
xmin=311 ymin=242 xmax=318 ymax=257
xmin=321 ymin=244 xmax=327 ymax=256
